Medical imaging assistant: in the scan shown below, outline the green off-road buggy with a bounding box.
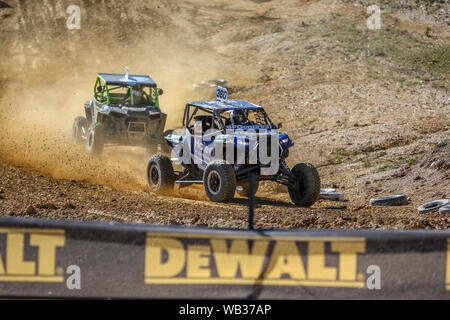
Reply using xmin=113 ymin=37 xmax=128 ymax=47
xmin=72 ymin=70 xmax=169 ymax=155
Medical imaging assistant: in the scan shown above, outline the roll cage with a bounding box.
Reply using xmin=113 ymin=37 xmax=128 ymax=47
xmin=182 ymin=104 xmax=276 ymax=134
xmin=93 ymin=74 xmax=161 ymax=107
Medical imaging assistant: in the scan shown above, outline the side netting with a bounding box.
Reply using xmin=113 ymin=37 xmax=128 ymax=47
xmin=0 ymin=216 xmax=449 ymax=299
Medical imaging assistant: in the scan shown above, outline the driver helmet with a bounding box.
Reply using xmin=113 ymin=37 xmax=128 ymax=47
xmin=134 ymin=85 xmax=144 ymax=96
xmin=230 ymin=109 xmax=246 ymax=125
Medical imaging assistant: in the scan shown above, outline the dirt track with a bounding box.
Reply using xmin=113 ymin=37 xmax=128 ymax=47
xmin=0 ymin=0 xmax=449 ymax=229
xmin=1 ymin=161 xmax=449 ymax=229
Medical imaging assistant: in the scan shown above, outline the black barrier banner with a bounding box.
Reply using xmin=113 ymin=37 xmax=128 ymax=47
xmin=0 ymin=216 xmax=449 ymax=299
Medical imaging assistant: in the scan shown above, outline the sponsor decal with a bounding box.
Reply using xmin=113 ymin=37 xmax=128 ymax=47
xmin=145 ymin=233 xmax=366 ymax=287
xmin=447 ymin=239 xmax=450 ymax=290
xmin=225 ymin=125 xmax=275 ymax=130
xmin=0 ymin=228 xmax=65 ymax=282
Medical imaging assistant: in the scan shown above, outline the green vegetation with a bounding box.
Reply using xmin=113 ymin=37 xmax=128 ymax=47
xmin=373 ymin=155 xmax=421 ymax=172
xmin=375 ymin=164 xmax=393 ymax=173
xmin=328 ymin=148 xmax=351 ymax=164
xmin=314 ymin=13 xmax=449 ymax=89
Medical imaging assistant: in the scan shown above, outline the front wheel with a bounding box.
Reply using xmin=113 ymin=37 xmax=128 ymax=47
xmin=147 ymin=154 xmax=175 ymax=195
xmin=72 ymin=116 xmax=87 ymax=145
xmin=288 ymin=163 xmax=320 ymax=207
xmin=86 ymin=123 xmax=104 ymax=156
xmin=203 ymin=160 xmax=236 ymax=202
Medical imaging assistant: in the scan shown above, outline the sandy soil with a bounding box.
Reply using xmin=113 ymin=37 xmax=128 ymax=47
xmin=1 ymin=161 xmax=449 ymax=229
xmin=0 ymin=0 xmax=448 ymax=229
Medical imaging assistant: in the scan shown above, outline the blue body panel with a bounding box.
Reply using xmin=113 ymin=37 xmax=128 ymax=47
xmin=168 ymin=97 xmax=294 ymax=174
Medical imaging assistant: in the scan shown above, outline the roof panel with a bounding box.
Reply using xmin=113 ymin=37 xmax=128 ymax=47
xmin=188 ymin=99 xmax=263 ymax=110
xmin=98 ymin=73 xmax=157 ymax=87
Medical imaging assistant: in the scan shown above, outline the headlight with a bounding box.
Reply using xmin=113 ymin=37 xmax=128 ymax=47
xmin=280 ymin=137 xmax=290 ymax=145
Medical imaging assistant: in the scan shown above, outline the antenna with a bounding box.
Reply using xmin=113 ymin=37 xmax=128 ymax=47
xmin=124 ymin=66 xmax=129 ymax=80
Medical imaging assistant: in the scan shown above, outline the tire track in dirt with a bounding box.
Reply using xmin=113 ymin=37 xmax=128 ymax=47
xmin=0 ymin=162 xmax=448 ymax=229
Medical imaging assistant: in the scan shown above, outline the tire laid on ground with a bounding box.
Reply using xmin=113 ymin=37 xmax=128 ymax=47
xmin=147 ymin=154 xmax=175 ymax=195
xmin=72 ymin=116 xmax=87 ymax=145
xmin=203 ymin=160 xmax=236 ymax=202
xmin=86 ymin=123 xmax=104 ymax=155
xmin=288 ymin=163 xmax=321 ymax=207
xmin=439 ymin=204 xmax=450 ymax=214
xmin=236 ymin=181 xmax=260 ymax=197
xmin=320 ymin=190 xmax=344 ymax=201
xmin=370 ymin=195 xmax=408 ymax=206
xmin=417 ymin=199 xmax=450 ymax=214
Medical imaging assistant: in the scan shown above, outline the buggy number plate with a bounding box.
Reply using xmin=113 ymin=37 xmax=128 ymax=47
xmin=216 ymin=86 xmax=228 ymax=102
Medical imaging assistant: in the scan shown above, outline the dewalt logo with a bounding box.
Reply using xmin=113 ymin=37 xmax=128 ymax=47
xmin=0 ymin=228 xmax=65 ymax=282
xmin=446 ymin=239 xmax=450 ymax=290
xmin=145 ymin=233 xmax=366 ymax=288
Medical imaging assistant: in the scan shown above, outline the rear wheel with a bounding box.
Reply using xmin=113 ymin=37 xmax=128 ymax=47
xmin=72 ymin=116 xmax=87 ymax=145
xmin=288 ymin=163 xmax=320 ymax=207
xmin=147 ymin=154 xmax=175 ymax=195
xmin=203 ymin=160 xmax=236 ymax=202
xmin=236 ymin=181 xmax=260 ymax=197
xmin=86 ymin=123 xmax=104 ymax=156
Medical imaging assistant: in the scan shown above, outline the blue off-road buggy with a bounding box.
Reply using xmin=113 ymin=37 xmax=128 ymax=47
xmin=72 ymin=69 xmax=168 ymax=155
xmin=147 ymin=87 xmax=320 ymax=207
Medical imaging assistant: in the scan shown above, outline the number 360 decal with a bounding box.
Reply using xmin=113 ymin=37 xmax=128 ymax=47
xmin=216 ymin=86 xmax=228 ymax=102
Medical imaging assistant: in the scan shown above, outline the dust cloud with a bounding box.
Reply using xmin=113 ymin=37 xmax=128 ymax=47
xmin=0 ymin=0 xmax=223 ymax=191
